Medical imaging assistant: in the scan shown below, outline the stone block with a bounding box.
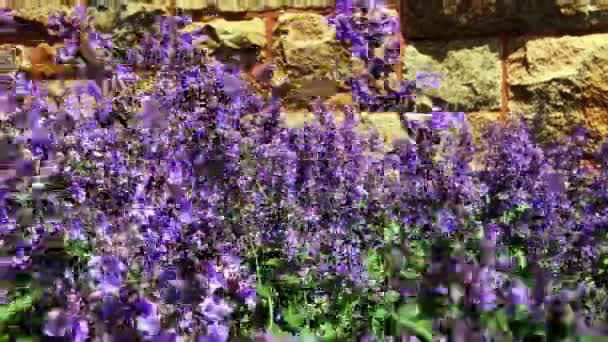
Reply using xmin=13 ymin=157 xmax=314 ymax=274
xmin=403 ymin=39 xmax=503 ymax=113
xmin=507 ymin=33 xmax=608 ymax=152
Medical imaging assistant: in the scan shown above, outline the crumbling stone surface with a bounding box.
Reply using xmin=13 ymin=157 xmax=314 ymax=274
xmin=273 ymin=13 xmax=352 ymax=87
xmin=508 ymin=33 xmax=608 ymax=152
xmin=403 ymin=39 xmax=502 ymax=113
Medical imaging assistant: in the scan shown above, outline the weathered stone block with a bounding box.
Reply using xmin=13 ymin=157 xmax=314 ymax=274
xmin=403 ymin=39 xmax=502 ymax=112
xmin=106 ymin=3 xmax=170 ymax=49
xmin=508 ymin=33 xmax=608 ymax=152
xmin=12 ymin=5 xmax=70 ymax=26
xmin=272 ymin=12 xmax=353 ymax=108
xmin=273 ymin=13 xmax=351 ymax=79
xmin=212 ymin=0 xmax=333 ymax=11
xmin=0 ymin=44 xmax=31 ymax=71
xmin=181 ymin=18 xmax=266 ymax=67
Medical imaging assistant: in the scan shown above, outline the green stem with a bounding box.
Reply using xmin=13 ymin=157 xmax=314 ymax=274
xmin=268 ymin=295 xmax=274 ymax=331
xmin=249 ymin=239 xmax=274 ymax=330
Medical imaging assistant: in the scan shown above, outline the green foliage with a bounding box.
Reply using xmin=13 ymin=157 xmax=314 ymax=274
xmin=71 ymin=159 xmax=94 ymax=175
xmin=366 ymin=249 xmax=384 ymax=281
xmin=502 ymin=202 xmax=531 ymax=225
xmin=0 ymin=288 xmax=42 ymax=339
xmin=393 ymin=303 xmax=433 ymax=342
xmin=0 ymin=290 xmax=39 ymax=322
xmin=64 ymin=238 xmax=92 ymax=260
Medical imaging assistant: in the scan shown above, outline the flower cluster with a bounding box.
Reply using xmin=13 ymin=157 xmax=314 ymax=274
xmin=328 ymin=7 xmax=410 ymax=113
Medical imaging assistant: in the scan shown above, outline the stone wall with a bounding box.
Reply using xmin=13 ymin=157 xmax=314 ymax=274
xmin=4 ymin=1 xmax=606 ymax=154
xmin=400 ymin=0 xmax=608 ymax=153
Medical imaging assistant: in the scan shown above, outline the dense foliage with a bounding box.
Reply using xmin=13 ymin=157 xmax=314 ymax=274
xmin=0 ymin=5 xmax=607 ymax=342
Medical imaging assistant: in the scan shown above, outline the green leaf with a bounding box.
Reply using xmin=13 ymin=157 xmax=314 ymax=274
xmin=373 ymin=307 xmax=389 ymax=319
xmin=398 ymin=303 xmax=419 ymax=320
xmin=482 ymin=309 xmax=511 ymax=337
xmin=319 ymin=322 xmax=337 ymax=340
xmin=511 ymin=304 xmax=531 ymax=322
xmin=269 ymin=324 xmax=291 ymax=337
xmin=384 ymin=222 xmax=400 ymax=241
xmin=64 ymin=239 xmax=92 ymax=259
xmin=300 ymin=327 xmax=315 ymax=337
xmin=578 ymin=336 xmax=608 ymax=342
xmin=393 ymin=314 xmax=433 ymax=342
xmin=278 ymin=274 xmax=302 ymax=287
xmin=0 ymin=289 xmax=41 ymax=323
xmin=394 ymin=303 xmax=433 ymax=342
xmin=283 ymin=304 xmax=306 ymax=329
xmin=15 ymin=337 xmax=36 ymax=342
xmin=371 ymin=314 xmax=385 ymax=338
xmin=401 ymin=270 xmax=418 ymax=280
xmin=367 ymin=249 xmax=384 ymax=280
xmin=257 ymin=283 xmax=272 ymax=299
xmin=264 ymin=258 xmax=282 ymax=268
xmin=495 ymin=309 xmax=509 ymax=333
xmin=513 ymin=249 xmax=527 ymax=271
xmin=299 ymin=336 xmax=318 ymax=342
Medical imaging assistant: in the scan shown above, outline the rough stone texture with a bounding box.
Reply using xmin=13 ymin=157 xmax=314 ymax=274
xmin=10 ymin=5 xmax=117 ymax=33
xmin=403 ymin=39 xmax=502 ymax=113
xmin=175 ymin=0 xmax=203 ymax=10
xmin=0 ymin=8 xmax=61 ymax=47
xmin=181 ymin=18 xmax=267 ymax=67
xmin=111 ymin=3 xmax=170 ymax=49
xmin=361 ymin=112 xmax=409 ymax=146
xmin=326 ymin=92 xmax=353 ymax=111
xmin=400 ymin=0 xmax=608 ymax=39
xmin=175 ymin=0 xmax=333 ymax=11
xmin=11 ymin=5 xmax=71 ymax=26
xmin=273 ymin=13 xmax=352 ymax=105
xmin=508 ymin=33 xmax=608 ymax=152
xmin=194 ymin=18 xmax=266 ymax=50
xmin=116 ymin=2 xmax=169 ymax=22
xmin=287 ymin=0 xmax=334 ymax=9
xmin=282 ymin=111 xmax=401 ymax=142
xmin=90 ymin=7 xmax=115 ymax=33
xmin=217 ymin=0 xmax=286 ymax=12
xmin=0 ymin=44 xmax=31 ymax=70
xmin=30 ymin=43 xmax=56 ymax=65
xmin=211 ymin=0 xmax=333 ymax=12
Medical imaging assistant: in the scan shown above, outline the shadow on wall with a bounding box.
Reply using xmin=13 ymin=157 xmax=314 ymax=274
xmin=400 ymin=0 xmax=608 ymax=39
xmin=405 ymin=39 xmax=502 ymax=62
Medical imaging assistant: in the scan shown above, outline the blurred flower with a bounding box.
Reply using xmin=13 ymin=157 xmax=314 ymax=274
xmin=87 ymin=255 xmax=127 ymax=295
xmin=204 ymin=322 xmax=229 ymax=342
xmin=137 ymin=313 xmax=161 ymax=338
xmin=198 ymin=295 xmax=234 ymax=322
